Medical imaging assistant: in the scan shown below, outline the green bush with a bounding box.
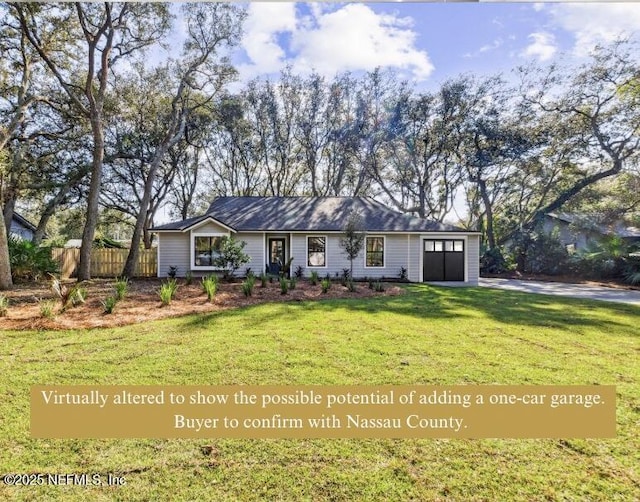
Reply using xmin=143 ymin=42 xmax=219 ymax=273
xmin=260 ymin=273 xmax=268 ymax=288
xmin=201 ymin=275 xmax=218 ymax=302
xmin=8 ymin=236 xmax=58 ymax=281
xmin=159 ymin=279 xmax=178 ymax=306
xmin=288 ymin=277 xmax=296 ymax=290
xmin=51 ymin=277 xmax=86 ymax=311
xmin=574 ymin=236 xmax=640 ymax=284
xmin=309 ymin=270 xmax=319 ymax=286
xmin=114 ymin=277 xmax=129 ymax=301
xmin=373 ymin=281 xmax=385 ymax=292
xmin=480 ymin=247 xmax=508 ymax=274
xmin=346 ymin=279 xmax=356 ymax=292
xmin=510 ymin=230 xmax=569 ymax=275
xmin=39 ymin=299 xmax=56 ymax=319
xmin=321 ymin=278 xmax=331 ymax=294
xmin=279 ymin=277 xmax=289 ymax=295
xmin=213 ymin=237 xmax=250 ymax=280
xmin=0 ymin=295 xmax=8 ymax=317
xmin=102 ymin=295 xmax=118 ymax=314
xmin=185 ymin=271 xmax=193 ymax=286
xmin=241 ymin=277 xmax=255 ymax=297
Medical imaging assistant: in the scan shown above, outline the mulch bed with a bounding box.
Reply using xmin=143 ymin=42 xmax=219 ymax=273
xmin=0 ymin=278 xmax=404 ymax=331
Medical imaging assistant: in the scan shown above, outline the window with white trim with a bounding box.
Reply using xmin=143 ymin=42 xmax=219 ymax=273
xmin=194 ymin=235 xmax=224 ymax=267
xmin=365 ymin=236 xmax=384 ymax=267
xmin=307 ymin=236 xmax=326 ymax=267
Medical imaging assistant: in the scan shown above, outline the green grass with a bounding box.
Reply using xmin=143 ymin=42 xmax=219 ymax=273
xmin=1 ymin=285 xmax=638 ymax=501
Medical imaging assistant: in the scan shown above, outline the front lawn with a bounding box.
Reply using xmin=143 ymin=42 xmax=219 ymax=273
xmin=1 ymin=285 xmax=638 ymax=500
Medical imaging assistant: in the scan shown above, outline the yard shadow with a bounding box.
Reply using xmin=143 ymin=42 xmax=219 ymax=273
xmin=179 ymin=284 xmax=639 ymax=336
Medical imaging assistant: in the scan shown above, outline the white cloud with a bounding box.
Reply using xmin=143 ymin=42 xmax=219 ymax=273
xmin=238 ymin=4 xmax=433 ymax=82
xmin=239 ymin=3 xmax=298 ymax=77
xmin=521 ymin=32 xmax=557 ymax=62
xmin=551 ymin=4 xmax=640 ymax=56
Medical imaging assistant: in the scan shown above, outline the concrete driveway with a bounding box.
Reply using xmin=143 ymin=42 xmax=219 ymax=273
xmin=479 ymin=278 xmax=640 ymax=306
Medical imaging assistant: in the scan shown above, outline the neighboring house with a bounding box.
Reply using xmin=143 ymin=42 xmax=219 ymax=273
xmin=9 ymin=212 xmax=37 ymax=240
xmin=543 ymin=212 xmax=640 ymax=252
xmin=151 ymin=197 xmax=481 ymax=285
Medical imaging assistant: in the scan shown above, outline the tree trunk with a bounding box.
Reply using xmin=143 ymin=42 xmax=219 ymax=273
xmin=477 ymin=178 xmax=496 ymax=249
xmin=122 ymin=145 xmax=173 ymax=277
xmin=0 ymin=205 xmax=13 ymax=290
xmin=77 ymin=118 xmax=105 ymax=281
xmin=2 ymin=198 xmax=15 ymax=236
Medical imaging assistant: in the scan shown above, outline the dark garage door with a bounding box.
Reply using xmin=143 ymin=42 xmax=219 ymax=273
xmin=423 ymin=240 xmax=465 ymax=281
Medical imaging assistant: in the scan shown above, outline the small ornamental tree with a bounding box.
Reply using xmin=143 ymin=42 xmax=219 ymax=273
xmin=339 ymin=210 xmax=366 ymax=279
xmin=213 ymin=236 xmax=250 ymax=280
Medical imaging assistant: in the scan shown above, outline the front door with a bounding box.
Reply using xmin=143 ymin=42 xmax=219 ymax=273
xmin=268 ymin=238 xmax=286 ymax=274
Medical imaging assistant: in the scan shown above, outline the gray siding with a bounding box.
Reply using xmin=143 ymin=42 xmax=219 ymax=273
xmin=235 ymin=232 xmax=265 ymax=276
xmin=467 ymin=234 xmax=480 ymax=285
xmin=157 ymin=232 xmax=190 ymax=278
xmin=157 ymin=229 xmax=479 ymax=284
xmin=290 ymin=233 xmax=409 ymax=280
xmin=408 ymin=234 xmax=421 ymax=282
xmin=193 ymin=221 xmax=229 ymax=234
xmin=9 ymin=220 xmax=34 ymax=240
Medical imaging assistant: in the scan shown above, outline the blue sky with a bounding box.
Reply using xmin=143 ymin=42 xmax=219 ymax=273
xmin=231 ymin=2 xmax=640 ymax=89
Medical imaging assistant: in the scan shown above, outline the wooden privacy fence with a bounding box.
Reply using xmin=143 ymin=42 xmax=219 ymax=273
xmin=51 ymin=248 xmax=157 ymax=278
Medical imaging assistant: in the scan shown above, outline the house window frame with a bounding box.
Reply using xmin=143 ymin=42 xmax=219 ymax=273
xmin=191 ymin=232 xmax=228 ymax=271
xmin=364 ymin=235 xmax=386 ymax=268
xmin=306 ymin=235 xmax=327 ymax=268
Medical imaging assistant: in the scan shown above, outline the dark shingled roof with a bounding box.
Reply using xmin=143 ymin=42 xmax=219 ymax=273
xmin=152 ymin=197 xmax=472 ymax=233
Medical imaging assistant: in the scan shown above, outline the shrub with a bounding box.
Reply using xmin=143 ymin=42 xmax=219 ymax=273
xmin=0 ymin=295 xmax=8 ymax=317
xmin=321 ymin=278 xmax=331 ymax=294
xmin=280 ymin=277 xmax=289 ymax=295
xmin=341 ymin=268 xmax=351 ymax=286
xmin=575 ymin=236 xmax=638 ymax=281
xmin=70 ymin=286 xmax=87 ymax=307
xmin=159 ymin=279 xmax=178 ymax=306
xmin=185 ymin=271 xmax=193 ymax=286
xmin=202 ymin=275 xmax=218 ymax=301
xmin=281 ymin=257 xmax=294 ymax=278
xmin=510 ymin=229 xmax=569 ymax=275
xmin=8 ymin=236 xmax=58 ymax=281
xmin=51 ymin=277 xmax=86 ymax=311
xmin=114 ymin=277 xmax=129 ymax=301
xmin=168 ymin=266 xmax=178 ymax=279
xmin=241 ymin=277 xmax=255 ymax=297
xmin=294 ymin=265 xmax=304 ymax=279
xmin=309 ymin=270 xmax=319 ymax=286
xmin=245 ymin=268 xmax=254 ymax=279
xmin=260 ymin=273 xmax=268 ymax=288
xmin=368 ymin=279 xmax=375 ymax=290
xmin=399 ymin=266 xmax=408 ymax=281
xmin=373 ymin=281 xmax=385 ymax=292
xmin=480 ymin=247 xmax=508 ymax=275
xmin=39 ymin=299 xmax=56 ymax=319
xmin=346 ymin=279 xmax=356 ymax=292
xmin=288 ymin=277 xmax=296 ymax=290
xmin=213 ymin=237 xmax=250 ymax=280
xmin=102 ymin=295 xmax=118 ymax=314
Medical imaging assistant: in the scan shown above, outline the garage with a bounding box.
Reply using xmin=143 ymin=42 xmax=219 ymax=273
xmin=423 ymin=239 xmax=465 ymax=281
